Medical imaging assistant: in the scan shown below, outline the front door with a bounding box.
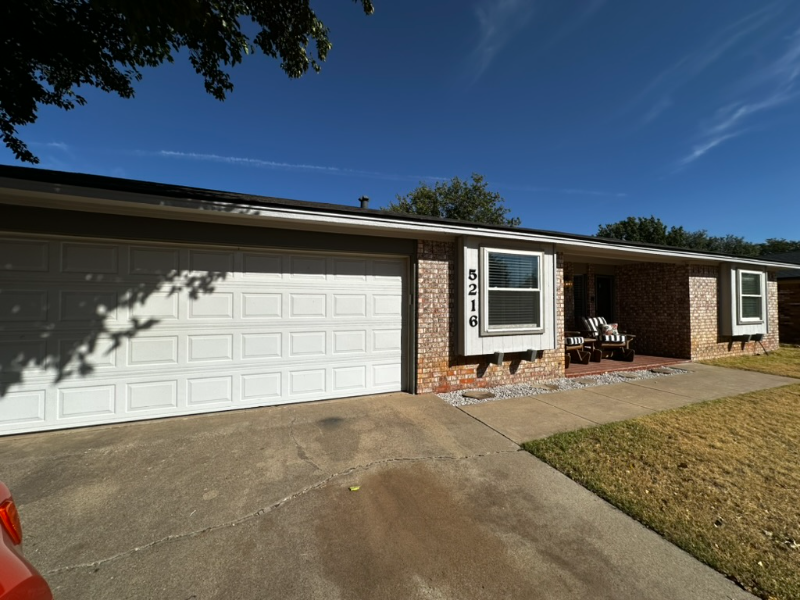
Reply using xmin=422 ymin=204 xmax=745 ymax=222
xmin=595 ymin=275 xmax=615 ymax=321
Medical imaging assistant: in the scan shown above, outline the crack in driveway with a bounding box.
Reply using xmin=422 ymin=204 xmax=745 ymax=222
xmin=289 ymin=416 xmax=322 ymax=472
xmin=47 ymin=448 xmax=520 ymax=575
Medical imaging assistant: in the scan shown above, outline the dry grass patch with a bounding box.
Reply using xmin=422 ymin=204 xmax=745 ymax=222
xmin=703 ymin=345 xmax=800 ymax=379
xmin=524 ymin=385 xmax=800 ymax=600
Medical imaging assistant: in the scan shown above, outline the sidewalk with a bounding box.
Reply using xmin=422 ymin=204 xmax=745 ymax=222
xmin=460 ymin=363 xmax=798 ymax=443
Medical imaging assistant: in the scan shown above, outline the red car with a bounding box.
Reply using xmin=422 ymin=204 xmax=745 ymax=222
xmin=0 ymin=482 xmax=53 ymax=600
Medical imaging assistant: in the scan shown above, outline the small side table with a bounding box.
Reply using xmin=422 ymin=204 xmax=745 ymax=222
xmin=582 ymin=338 xmax=602 ymax=362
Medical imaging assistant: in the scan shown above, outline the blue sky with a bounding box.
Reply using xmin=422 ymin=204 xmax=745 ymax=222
xmin=3 ymin=0 xmax=800 ymax=241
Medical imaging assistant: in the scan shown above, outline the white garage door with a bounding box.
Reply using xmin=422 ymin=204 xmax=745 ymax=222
xmin=0 ymin=234 xmax=407 ymax=435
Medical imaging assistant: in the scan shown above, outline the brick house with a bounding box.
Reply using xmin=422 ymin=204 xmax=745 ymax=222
xmin=763 ymin=251 xmax=800 ymax=344
xmin=0 ymin=165 xmax=793 ymax=434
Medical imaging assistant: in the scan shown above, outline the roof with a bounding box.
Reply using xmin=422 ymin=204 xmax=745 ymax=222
xmin=762 ymin=250 xmax=800 ymax=279
xmin=0 ymin=164 xmax=797 ymax=270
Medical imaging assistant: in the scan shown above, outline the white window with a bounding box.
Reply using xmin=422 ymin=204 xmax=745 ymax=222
xmin=481 ymin=248 xmax=542 ymax=333
xmin=738 ymin=270 xmax=764 ymax=323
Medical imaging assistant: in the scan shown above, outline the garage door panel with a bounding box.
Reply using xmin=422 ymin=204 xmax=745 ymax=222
xmin=58 ymin=384 xmax=116 ymax=418
xmin=128 ymin=336 xmax=178 ymax=366
xmin=241 ymin=253 xmax=283 ymax=279
xmin=127 ymin=380 xmax=178 ymax=412
xmin=187 ymin=376 xmax=233 ymax=406
xmin=61 ymin=242 xmax=119 ymax=274
xmin=0 ymin=237 xmax=407 ymax=435
xmin=241 ymin=373 xmax=282 ymax=403
xmin=189 ymin=250 xmax=235 ymax=274
xmin=241 ymin=293 xmax=282 ymax=318
xmin=0 ymin=339 xmax=48 ymax=373
xmin=373 ymin=259 xmax=405 ymax=282
xmin=60 ymin=290 xmax=118 ymax=322
xmin=333 ymin=330 xmax=367 ymax=354
xmin=187 ymin=334 xmax=234 ymax=363
xmin=0 ymin=239 xmax=49 ymax=272
xmin=289 ymin=331 xmax=327 ymax=357
xmin=333 ymin=258 xmax=367 ymax=280
xmin=373 ymin=329 xmax=402 ymax=352
xmin=373 ymin=294 xmax=403 ymax=317
xmin=373 ymin=363 xmax=402 ymax=387
xmin=241 ymin=333 xmax=282 ymax=359
xmin=289 ymin=369 xmax=326 ymax=395
xmin=333 ymin=294 xmax=367 ymax=317
xmin=0 ymin=290 xmax=49 ymax=322
xmin=128 ymin=246 xmax=180 ymax=276
xmin=290 ymin=294 xmax=326 ymax=318
xmin=188 ymin=292 xmax=234 ymax=319
xmin=333 ymin=365 xmax=366 ymax=392
xmin=0 ymin=389 xmax=46 ymax=425
xmin=130 ymin=291 xmax=180 ymax=321
xmin=291 ymin=256 xmax=327 ymax=279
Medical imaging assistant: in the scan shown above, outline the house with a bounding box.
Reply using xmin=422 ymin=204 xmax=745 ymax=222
xmin=763 ymin=251 xmax=800 ymax=344
xmin=0 ymin=166 xmax=794 ymax=436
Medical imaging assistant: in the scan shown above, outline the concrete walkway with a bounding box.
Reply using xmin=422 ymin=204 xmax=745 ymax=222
xmin=2 ymin=365 xmax=794 ymax=599
xmin=462 ymin=362 xmax=798 ymax=443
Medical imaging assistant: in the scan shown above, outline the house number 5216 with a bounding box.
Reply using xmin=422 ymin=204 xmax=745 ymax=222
xmin=468 ymin=269 xmax=478 ymax=327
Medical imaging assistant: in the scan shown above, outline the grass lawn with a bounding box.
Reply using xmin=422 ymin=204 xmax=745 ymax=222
xmin=525 ymin=349 xmax=800 ymax=600
xmin=702 ymin=345 xmax=800 ymax=379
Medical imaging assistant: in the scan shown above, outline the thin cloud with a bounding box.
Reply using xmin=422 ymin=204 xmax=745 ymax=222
xmin=677 ymin=133 xmax=741 ymax=167
xmin=676 ymin=26 xmax=800 ymax=167
xmin=624 ymin=2 xmax=786 ymax=123
xmin=641 ymin=97 xmax=673 ymax=125
xmin=469 ymin=0 xmax=536 ymax=84
xmin=30 ymin=141 xmax=71 ymax=152
xmin=145 ymin=150 xmax=446 ymax=183
xmin=541 ymin=0 xmax=607 ymax=51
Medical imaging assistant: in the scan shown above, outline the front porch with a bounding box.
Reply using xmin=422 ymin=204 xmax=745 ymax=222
xmin=564 ymin=354 xmax=687 ymax=378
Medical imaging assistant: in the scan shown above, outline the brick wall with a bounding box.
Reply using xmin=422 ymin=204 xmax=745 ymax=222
xmin=778 ymin=279 xmax=800 ymax=344
xmin=563 ymin=262 xmax=575 ymax=331
xmin=689 ymin=266 xmax=780 ymax=359
xmin=416 ymin=240 xmax=564 ymax=394
xmin=616 ymin=263 xmax=692 ymax=358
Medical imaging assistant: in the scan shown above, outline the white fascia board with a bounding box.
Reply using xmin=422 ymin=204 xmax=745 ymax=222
xmin=0 ymin=177 xmax=794 ymax=270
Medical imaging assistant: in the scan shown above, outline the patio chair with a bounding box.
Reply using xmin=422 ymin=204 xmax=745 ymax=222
xmin=580 ymin=316 xmax=636 ymax=362
xmin=564 ymin=332 xmax=591 ymax=368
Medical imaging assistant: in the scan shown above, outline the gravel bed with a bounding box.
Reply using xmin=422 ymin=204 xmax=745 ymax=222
xmin=439 ymin=366 xmax=689 ymax=407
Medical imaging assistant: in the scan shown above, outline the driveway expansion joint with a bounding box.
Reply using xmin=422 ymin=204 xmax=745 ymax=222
xmin=46 ymin=448 xmax=520 ymax=575
xmin=289 ymin=416 xmax=322 ymax=472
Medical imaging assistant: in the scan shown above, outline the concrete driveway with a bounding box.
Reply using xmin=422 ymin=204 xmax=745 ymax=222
xmin=1 ymin=391 xmax=756 ymax=600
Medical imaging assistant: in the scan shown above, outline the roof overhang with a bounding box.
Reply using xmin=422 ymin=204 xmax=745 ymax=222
xmin=0 ymin=173 xmax=796 ymax=271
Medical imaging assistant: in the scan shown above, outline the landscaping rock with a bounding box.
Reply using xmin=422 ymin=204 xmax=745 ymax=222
xmin=462 ymin=390 xmax=495 ymax=400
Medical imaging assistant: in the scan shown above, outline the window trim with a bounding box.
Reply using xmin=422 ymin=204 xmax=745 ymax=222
xmin=737 ymin=269 xmax=765 ymax=324
xmin=480 ymin=247 xmax=544 ymax=335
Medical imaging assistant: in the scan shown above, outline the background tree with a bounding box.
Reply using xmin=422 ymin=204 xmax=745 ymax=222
xmin=596 ymin=216 xmax=669 ymax=245
xmin=760 ymin=238 xmax=800 ymax=255
xmin=0 ymin=0 xmax=374 ymax=163
xmin=595 ymin=216 xmax=795 ymax=257
xmin=387 ymin=174 xmax=521 ymax=226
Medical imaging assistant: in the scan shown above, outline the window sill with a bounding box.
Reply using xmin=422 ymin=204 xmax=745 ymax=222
xmin=480 ymin=328 xmax=545 ymax=337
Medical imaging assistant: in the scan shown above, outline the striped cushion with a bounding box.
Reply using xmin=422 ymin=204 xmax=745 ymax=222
xmin=602 ymin=334 xmax=626 ymax=343
xmin=565 ymin=336 xmax=584 ymax=346
xmin=582 ymin=316 xmax=607 ymax=334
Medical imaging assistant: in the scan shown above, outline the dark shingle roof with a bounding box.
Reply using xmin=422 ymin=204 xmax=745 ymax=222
xmin=762 ymin=251 xmax=800 ymax=279
xmin=1 ymin=164 xmax=799 ymax=269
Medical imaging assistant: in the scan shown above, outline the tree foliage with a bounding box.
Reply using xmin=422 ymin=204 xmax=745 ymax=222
xmin=596 ymin=216 xmax=800 ymax=257
xmin=0 ymin=0 xmax=374 ymax=163
xmin=387 ymin=174 xmax=521 ymax=227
